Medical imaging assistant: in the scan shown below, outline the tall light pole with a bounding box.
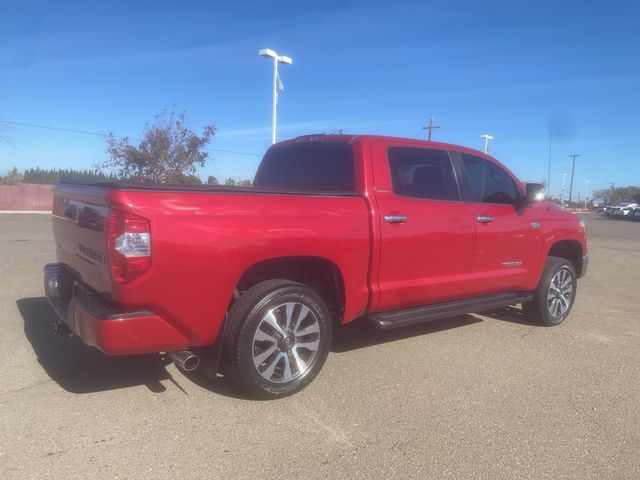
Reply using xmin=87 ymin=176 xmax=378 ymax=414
xmin=547 ymin=133 xmax=552 ymax=200
xmin=259 ymin=48 xmax=293 ymax=144
xmin=585 ymin=179 xmax=590 ymax=209
xmin=481 ymin=134 xmax=493 ymax=154
xmin=568 ymin=154 xmax=580 ymax=205
xmin=561 ymin=173 xmax=567 ymax=204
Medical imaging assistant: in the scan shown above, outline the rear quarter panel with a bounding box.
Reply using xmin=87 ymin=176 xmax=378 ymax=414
xmin=106 ymin=190 xmax=371 ymax=346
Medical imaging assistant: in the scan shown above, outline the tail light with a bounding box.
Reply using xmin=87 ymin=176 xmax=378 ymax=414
xmin=107 ymin=209 xmax=151 ymax=284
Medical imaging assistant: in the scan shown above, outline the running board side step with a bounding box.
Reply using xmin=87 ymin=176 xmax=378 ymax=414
xmin=368 ymin=292 xmax=533 ymax=330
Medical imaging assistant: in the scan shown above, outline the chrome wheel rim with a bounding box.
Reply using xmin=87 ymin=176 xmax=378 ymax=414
xmin=252 ymin=302 xmax=321 ymax=383
xmin=547 ymin=268 xmax=573 ymax=318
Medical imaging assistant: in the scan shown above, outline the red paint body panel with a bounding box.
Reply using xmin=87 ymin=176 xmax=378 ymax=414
xmin=369 ymin=141 xmax=476 ymax=310
xmin=47 ymin=134 xmax=587 ymax=356
xmin=73 ymin=306 xmax=189 ymax=355
xmin=466 ymin=202 xmax=542 ymax=295
xmin=107 ymin=190 xmax=371 ymax=345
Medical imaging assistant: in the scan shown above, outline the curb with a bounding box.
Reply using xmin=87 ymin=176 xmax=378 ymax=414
xmin=0 ymin=211 xmax=51 ymax=214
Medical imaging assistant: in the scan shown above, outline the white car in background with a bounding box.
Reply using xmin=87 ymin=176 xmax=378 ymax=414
xmin=604 ymin=203 xmax=636 ymax=217
xmin=620 ymin=203 xmax=638 ymax=216
xmin=607 ymin=203 xmax=639 ymax=217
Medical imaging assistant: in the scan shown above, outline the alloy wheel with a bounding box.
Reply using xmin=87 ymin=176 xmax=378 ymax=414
xmin=252 ymin=302 xmax=321 ymax=383
xmin=547 ymin=267 xmax=573 ymax=318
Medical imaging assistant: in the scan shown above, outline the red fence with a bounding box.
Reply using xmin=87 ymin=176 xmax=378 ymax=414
xmin=0 ymin=184 xmax=53 ymax=211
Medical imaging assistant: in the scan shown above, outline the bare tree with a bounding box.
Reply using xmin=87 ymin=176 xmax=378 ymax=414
xmin=0 ymin=167 xmax=23 ymax=185
xmin=99 ymin=108 xmax=216 ymax=183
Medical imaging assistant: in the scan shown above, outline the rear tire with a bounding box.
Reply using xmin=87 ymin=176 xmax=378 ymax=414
xmin=522 ymin=256 xmax=577 ymax=326
xmin=223 ymin=280 xmax=332 ymax=399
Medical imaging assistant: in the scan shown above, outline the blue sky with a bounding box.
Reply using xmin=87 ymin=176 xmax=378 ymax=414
xmin=0 ymin=0 xmax=638 ymax=198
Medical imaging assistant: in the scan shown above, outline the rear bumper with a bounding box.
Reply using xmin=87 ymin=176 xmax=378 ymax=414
xmin=44 ymin=263 xmax=188 ymax=355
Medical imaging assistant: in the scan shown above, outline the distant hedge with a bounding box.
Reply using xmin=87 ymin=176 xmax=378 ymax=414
xmin=22 ymin=167 xmax=118 ymax=184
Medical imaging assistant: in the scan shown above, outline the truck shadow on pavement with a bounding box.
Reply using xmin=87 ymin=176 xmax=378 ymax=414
xmin=17 ymin=297 xmax=246 ymax=398
xmin=331 ymin=315 xmax=482 ymax=352
xmin=18 ymin=297 xmax=173 ymax=394
xmin=332 ymin=306 xmax=535 ymax=352
xmin=18 ymin=297 xmax=536 ymax=398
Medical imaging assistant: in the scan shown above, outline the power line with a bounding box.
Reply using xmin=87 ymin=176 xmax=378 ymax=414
xmin=1 ymin=120 xmax=107 ymax=138
xmin=0 ymin=120 xmax=262 ymax=157
xmin=203 ymin=147 xmax=261 ymax=157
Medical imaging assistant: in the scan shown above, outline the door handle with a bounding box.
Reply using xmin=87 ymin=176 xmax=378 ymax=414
xmin=476 ymin=215 xmax=495 ymax=223
xmin=384 ymin=214 xmax=408 ymax=223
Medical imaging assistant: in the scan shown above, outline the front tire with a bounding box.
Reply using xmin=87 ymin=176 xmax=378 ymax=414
xmin=523 ymin=256 xmax=577 ymax=326
xmin=224 ymin=280 xmax=332 ymax=399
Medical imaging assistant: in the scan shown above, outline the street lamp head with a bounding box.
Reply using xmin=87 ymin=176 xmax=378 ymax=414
xmin=259 ymin=48 xmax=277 ymax=59
xmin=481 ymin=134 xmax=493 ymax=140
xmin=259 ymin=49 xmax=293 ymax=64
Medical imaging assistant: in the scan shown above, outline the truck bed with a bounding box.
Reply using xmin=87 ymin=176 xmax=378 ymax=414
xmin=51 ymin=181 xmax=372 ymax=348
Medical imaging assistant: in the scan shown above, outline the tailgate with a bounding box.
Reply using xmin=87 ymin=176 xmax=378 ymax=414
xmin=52 ymin=185 xmax=112 ymax=295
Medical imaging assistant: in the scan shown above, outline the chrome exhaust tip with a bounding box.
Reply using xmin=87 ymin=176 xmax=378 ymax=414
xmin=169 ymin=350 xmax=200 ymax=372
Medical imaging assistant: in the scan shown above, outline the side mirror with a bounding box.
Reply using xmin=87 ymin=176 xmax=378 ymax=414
xmin=525 ymin=183 xmax=545 ymax=203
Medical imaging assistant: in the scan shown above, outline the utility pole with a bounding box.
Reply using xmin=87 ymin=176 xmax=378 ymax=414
xmin=481 ymin=134 xmax=493 ymax=154
xmin=561 ymin=173 xmax=567 ymax=205
xmin=568 ymin=154 xmax=580 ymax=205
xmin=422 ymin=117 xmax=440 ymax=141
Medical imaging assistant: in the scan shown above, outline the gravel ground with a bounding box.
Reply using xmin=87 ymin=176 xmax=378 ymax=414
xmin=1 ymin=212 xmax=638 ymax=479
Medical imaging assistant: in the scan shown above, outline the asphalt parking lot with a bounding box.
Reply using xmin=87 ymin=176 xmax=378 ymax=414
xmin=1 ymin=212 xmax=639 ymax=479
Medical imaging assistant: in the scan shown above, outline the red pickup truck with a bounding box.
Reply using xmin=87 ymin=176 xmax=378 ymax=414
xmin=44 ymin=134 xmax=588 ymax=398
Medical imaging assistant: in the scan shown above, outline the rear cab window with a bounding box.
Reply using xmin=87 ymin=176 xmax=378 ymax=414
xmin=388 ymin=146 xmax=459 ymax=201
xmin=254 ymin=142 xmax=354 ymax=192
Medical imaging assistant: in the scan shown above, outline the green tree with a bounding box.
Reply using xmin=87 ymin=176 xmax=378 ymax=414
xmin=224 ymin=177 xmax=252 ymax=186
xmin=166 ymin=172 xmax=202 ymax=184
xmin=207 ymin=175 xmax=219 ymax=185
xmin=22 ymin=167 xmax=117 ymax=184
xmin=594 ymin=186 xmax=640 ymax=205
xmin=609 ymin=186 xmax=640 ymax=205
xmin=99 ymin=108 xmax=216 ymax=182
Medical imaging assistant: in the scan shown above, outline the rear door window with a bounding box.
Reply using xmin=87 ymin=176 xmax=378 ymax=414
xmin=388 ymin=147 xmax=459 ymax=201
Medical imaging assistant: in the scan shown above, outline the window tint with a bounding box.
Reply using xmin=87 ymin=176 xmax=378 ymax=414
xmin=461 ymin=154 xmax=519 ymax=205
xmin=255 ymin=142 xmax=354 ymax=192
xmin=388 ymin=147 xmax=459 ymax=201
